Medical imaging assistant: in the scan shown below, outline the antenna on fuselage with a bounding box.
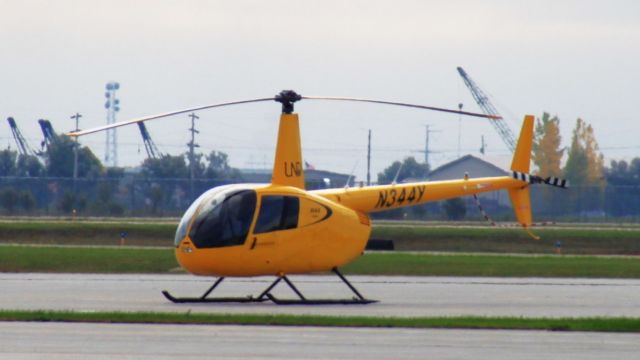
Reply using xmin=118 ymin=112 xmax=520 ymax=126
xmin=344 ymin=160 xmax=359 ymax=189
xmin=391 ymin=162 xmax=404 ymax=185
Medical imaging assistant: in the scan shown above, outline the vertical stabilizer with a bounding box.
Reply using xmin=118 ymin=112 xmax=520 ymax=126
xmin=510 ymin=115 xmax=534 ymax=173
xmin=271 ymin=113 xmax=305 ymax=189
xmin=509 ymin=115 xmax=535 ymax=228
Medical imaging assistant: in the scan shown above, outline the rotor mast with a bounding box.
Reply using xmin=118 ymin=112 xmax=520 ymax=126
xmin=272 ymin=90 xmax=305 ymax=189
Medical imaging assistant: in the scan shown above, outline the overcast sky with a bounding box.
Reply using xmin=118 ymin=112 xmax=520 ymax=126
xmin=1 ymin=0 xmax=639 ymax=181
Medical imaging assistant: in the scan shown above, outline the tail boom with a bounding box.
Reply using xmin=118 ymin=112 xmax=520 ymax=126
xmin=312 ymin=176 xmax=526 ymax=214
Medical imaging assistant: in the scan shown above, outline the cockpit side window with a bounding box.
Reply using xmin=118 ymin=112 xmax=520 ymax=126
xmin=254 ymin=195 xmax=299 ymax=234
xmin=189 ymin=190 xmax=257 ymax=248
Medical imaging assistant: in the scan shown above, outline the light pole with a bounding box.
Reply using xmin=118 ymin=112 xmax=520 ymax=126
xmin=187 ymin=113 xmax=200 ymax=201
xmin=104 ymin=82 xmax=120 ymax=167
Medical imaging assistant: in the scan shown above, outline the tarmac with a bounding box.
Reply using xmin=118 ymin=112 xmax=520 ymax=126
xmin=2 ymin=322 xmax=639 ymax=360
xmin=2 ymin=273 xmax=640 ymax=317
xmin=2 ymin=273 xmax=640 ymax=359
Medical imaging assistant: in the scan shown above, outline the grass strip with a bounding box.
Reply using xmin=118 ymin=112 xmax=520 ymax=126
xmin=372 ymin=226 xmax=640 ymax=254
xmin=1 ymin=245 xmax=639 ymax=278
xmin=0 ymin=310 xmax=639 ymax=333
xmin=0 ymin=245 xmax=178 ymax=273
xmin=0 ymin=221 xmax=175 ymax=247
xmin=343 ymin=252 xmax=640 ymax=278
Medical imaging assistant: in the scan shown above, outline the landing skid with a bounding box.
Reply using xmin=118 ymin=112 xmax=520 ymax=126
xmin=162 ymin=268 xmax=376 ymax=305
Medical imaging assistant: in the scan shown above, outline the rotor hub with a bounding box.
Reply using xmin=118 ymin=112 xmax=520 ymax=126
xmin=275 ymin=90 xmax=302 ymax=114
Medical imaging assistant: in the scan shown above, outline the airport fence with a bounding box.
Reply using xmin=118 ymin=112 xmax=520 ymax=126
xmin=0 ymin=176 xmax=637 ymax=220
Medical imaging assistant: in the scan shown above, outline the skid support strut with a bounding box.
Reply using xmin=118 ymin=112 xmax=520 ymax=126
xmin=162 ymin=268 xmax=376 ymax=305
xmin=162 ymin=277 xmax=269 ymax=303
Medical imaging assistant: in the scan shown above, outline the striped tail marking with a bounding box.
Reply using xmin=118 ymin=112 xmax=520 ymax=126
xmin=511 ymin=171 xmax=568 ymax=189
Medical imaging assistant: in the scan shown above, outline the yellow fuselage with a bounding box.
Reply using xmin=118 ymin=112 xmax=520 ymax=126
xmin=175 ymin=184 xmax=371 ymax=277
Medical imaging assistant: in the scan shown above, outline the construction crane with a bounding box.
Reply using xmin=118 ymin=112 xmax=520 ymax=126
xmin=457 ymin=66 xmax=517 ymax=152
xmin=7 ymin=117 xmax=37 ymax=156
xmin=38 ymin=119 xmax=58 ymax=151
xmin=137 ymin=122 xmax=163 ymax=159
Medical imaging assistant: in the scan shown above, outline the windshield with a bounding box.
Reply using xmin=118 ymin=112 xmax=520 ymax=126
xmin=174 ymin=186 xmax=233 ymax=247
xmin=174 ymin=185 xmax=258 ymax=248
xmin=189 ymin=190 xmax=256 ymax=248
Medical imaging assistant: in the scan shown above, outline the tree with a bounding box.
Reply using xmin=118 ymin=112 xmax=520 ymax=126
xmin=377 ymin=157 xmax=429 ymax=184
xmin=204 ymin=150 xmax=241 ymax=180
xmin=0 ymin=149 xmax=17 ymax=176
xmin=532 ymin=113 xmax=563 ymax=177
xmin=0 ymin=150 xmax=44 ymax=177
xmin=564 ymin=118 xmax=604 ymax=187
xmin=148 ymin=184 xmax=164 ymax=215
xmin=187 ymin=152 xmax=206 ymax=179
xmin=584 ymin=123 xmax=605 ymax=185
xmin=58 ymin=192 xmax=75 ymax=213
xmin=46 ymin=136 xmax=103 ymax=178
xmin=104 ymin=166 xmax=125 ymax=179
xmin=604 ymin=158 xmax=640 ymax=217
xmin=141 ymin=155 xmax=188 ymax=178
xmin=563 ymin=118 xmax=605 ymax=215
xmin=0 ymin=187 xmax=19 ymax=213
xmin=606 ymin=159 xmax=635 ymax=185
xmin=18 ymin=191 xmax=36 ymax=213
xmin=16 ymin=154 xmax=44 ymax=177
xmin=442 ymin=198 xmax=466 ymax=220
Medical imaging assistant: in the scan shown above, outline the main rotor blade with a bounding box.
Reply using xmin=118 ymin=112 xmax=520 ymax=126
xmin=301 ymin=96 xmax=502 ymax=120
xmin=67 ymin=97 xmax=275 ymax=137
xmin=68 ymin=91 xmax=502 ymax=137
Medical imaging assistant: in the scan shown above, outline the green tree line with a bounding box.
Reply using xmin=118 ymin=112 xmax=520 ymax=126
xmin=0 ymin=134 xmax=241 ymax=216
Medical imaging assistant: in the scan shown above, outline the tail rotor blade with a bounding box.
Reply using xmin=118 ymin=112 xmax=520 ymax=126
xmin=512 ymin=171 xmax=569 ymax=189
xmin=544 ymin=177 xmax=569 ymax=189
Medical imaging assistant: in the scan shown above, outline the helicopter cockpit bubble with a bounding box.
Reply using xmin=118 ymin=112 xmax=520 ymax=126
xmin=174 ymin=185 xmax=257 ymax=248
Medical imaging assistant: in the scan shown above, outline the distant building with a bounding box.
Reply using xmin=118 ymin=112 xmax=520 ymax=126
xmin=428 ymin=155 xmax=509 ymax=206
xmin=428 ymin=154 xmax=507 ymax=180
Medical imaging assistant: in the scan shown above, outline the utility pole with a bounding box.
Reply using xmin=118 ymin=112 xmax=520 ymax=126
xmin=366 ymin=129 xmax=371 ymax=186
xmin=457 ymin=103 xmax=463 ymax=158
xmin=423 ymin=125 xmax=441 ymax=175
xmin=412 ymin=125 xmax=440 ymax=178
xmin=71 ymin=112 xmax=82 ymax=190
xmin=425 ymin=125 xmax=430 ymax=166
xmin=187 ymin=113 xmax=200 ymax=201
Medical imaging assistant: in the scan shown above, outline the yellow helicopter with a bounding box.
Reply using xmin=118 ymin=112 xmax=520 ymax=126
xmin=70 ymin=90 xmax=567 ymax=305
